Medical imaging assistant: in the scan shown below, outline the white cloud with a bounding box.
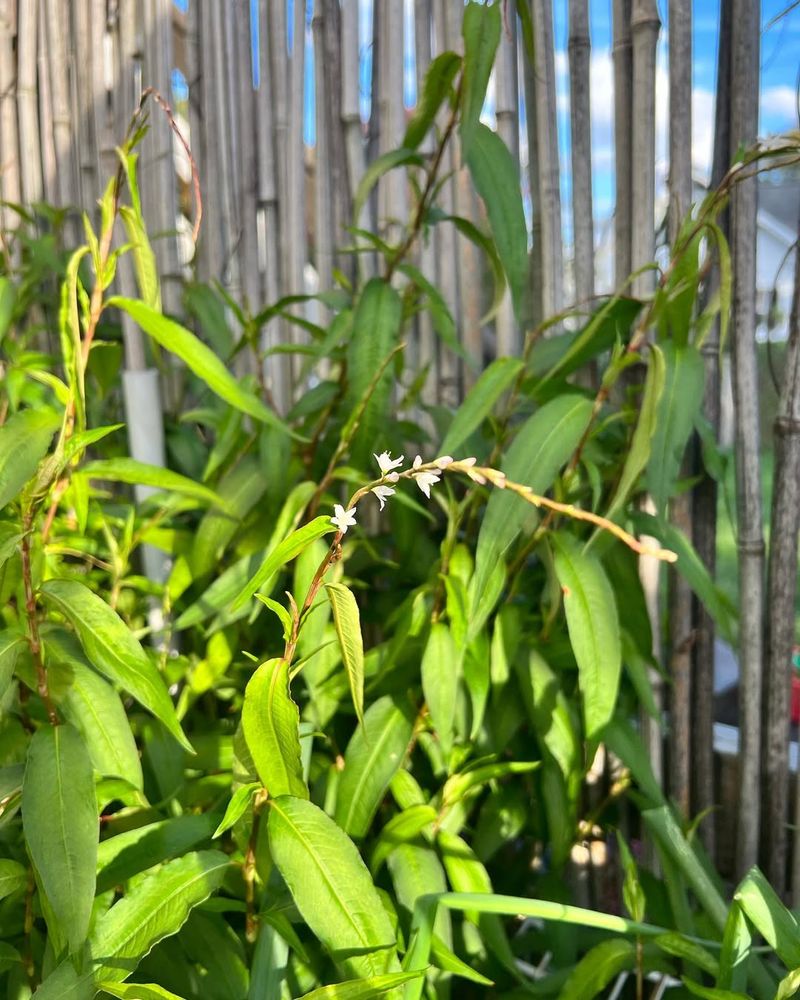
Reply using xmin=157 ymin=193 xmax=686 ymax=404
xmin=760 ymin=85 xmax=799 ymax=127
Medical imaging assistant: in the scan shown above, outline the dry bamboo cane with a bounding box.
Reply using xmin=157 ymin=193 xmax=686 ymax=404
xmin=522 ymin=23 xmax=543 ymax=330
xmin=432 ymin=0 xmax=460 ymax=407
xmin=0 ymin=1 xmax=20 ymax=237
xmin=529 ymin=0 xmax=563 ymax=321
xmin=666 ymin=0 xmax=693 ymax=821
xmin=568 ymin=0 xmax=594 ymax=312
xmin=494 ymin=8 xmax=520 ymax=360
xmin=16 ymin=0 xmax=44 ymax=205
xmin=90 ymin=0 xmax=113 ymax=182
xmin=729 ymin=0 xmax=763 ymax=878
xmin=413 ymin=0 xmax=440 ymax=408
xmin=196 ymin=1 xmax=224 ymax=283
xmin=630 ymin=0 xmax=663 ymax=800
xmin=312 ymin=0 xmax=334 ymax=307
xmin=183 ymin=0 xmax=206 ymax=280
xmin=340 ymin=0 xmax=363 ymax=205
xmin=37 ymin=0 xmax=57 ymax=206
xmin=234 ymin=0 xmax=261 ymax=320
xmin=321 ymin=0 xmax=352 ymax=280
xmin=766 ymin=216 xmax=800 ymax=899
xmin=45 ymin=0 xmax=77 ymax=219
xmin=71 ymin=0 xmax=97 ymax=211
xmin=612 ymin=0 xmax=633 ymax=286
xmin=221 ymin=2 xmax=244 ymax=315
xmin=287 ymin=0 xmax=307 ymax=392
xmin=691 ymin=0 xmax=732 ymax=864
xmin=257 ymin=0 xmax=291 ymax=414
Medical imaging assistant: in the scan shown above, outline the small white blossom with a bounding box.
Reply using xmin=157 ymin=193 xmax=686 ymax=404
xmin=374 ymin=451 xmax=404 ymax=477
xmin=385 ymin=472 xmax=400 ymax=483
xmin=331 ymin=503 xmax=357 ymax=534
xmin=411 ymin=455 xmax=441 ymax=499
xmin=456 ymin=457 xmax=486 ymax=484
xmin=434 ymin=455 xmax=454 ymax=469
xmin=371 ymin=484 xmax=395 ymax=510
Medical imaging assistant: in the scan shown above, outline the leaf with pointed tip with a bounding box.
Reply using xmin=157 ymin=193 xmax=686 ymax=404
xmin=460 ymin=1 xmax=501 ymax=158
xmin=296 ymin=971 xmax=424 ymax=1000
xmin=440 ymin=357 xmax=523 ymax=457
xmin=39 ymin=579 xmax=191 ymax=752
xmin=82 ymin=458 xmax=225 ymax=509
xmin=22 ymin=724 xmax=97 ymax=955
xmin=0 ymin=408 xmax=60 ymax=509
xmin=325 ymin=582 xmax=365 ymax=726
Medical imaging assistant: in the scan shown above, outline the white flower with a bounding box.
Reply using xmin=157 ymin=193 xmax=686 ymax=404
xmin=374 ymin=451 xmax=404 ymax=477
xmin=385 ymin=472 xmax=400 ymax=483
xmin=330 ymin=503 xmax=357 ymax=533
xmin=456 ymin=457 xmax=486 ymax=484
xmin=371 ymin=484 xmax=395 ymax=510
xmin=434 ymin=455 xmax=454 ymax=469
xmin=411 ymin=455 xmax=441 ymax=499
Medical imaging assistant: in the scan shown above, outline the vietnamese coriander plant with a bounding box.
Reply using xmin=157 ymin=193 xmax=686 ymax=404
xmin=3 ymin=5 xmax=800 ymax=1000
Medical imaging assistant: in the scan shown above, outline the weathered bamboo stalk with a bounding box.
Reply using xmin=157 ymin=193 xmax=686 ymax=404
xmin=16 ymin=0 xmax=44 ymax=205
xmin=37 ymin=0 xmax=57 ymax=205
xmin=312 ymin=0 xmax=334 ymax=305
xmin=341 ymin=0 xmax=364 ymax=207
xmin=221 ymin=2 xmax=243 ymax=311
xmin=321 ymin=0 xmax=352 ymax=279
xmin=767 ymin=217 xmax=800 ymax=900
xmin=493 ymin=7 xmax=519 ymax=359
xmin=568 ymin=0 xmax=594 ymax=311
xmin=529 ymin=0 xmax=563 ymax=320
xmin=666 ymin=0 xmax=693 ymax=820
xmin=287 ymin=0 xmax=307 ymax=388
xmin=235 ymin=0 xmax=261 ymax=318
xmin=691 ymin=0 xmax=732 ymax=863
xmin=630 ymin=0 xmax=663 ymax=801
xmin=45 ymin=0 xmax=76 ymax=216
xmin=0 ymin=1 xmax=20 ymax=235
xmin=729 ymin=0 xmax=763 ymax=878
xmin=71 ymin=0 xmax=98 ymax=210
xmin=522 ymin=22 xmax=543 ymax=330
xmin=612 ymin=0 xmax=633 ymax=285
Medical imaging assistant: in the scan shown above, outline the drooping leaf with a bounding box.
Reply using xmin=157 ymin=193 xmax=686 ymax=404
xmin=345 ymin=280 xmax=403 ymax=468
xmin=734 ymin=867 xmax=800 ymax=969
xmin=232 ymin=516 xmax=334 ymax=610
xmin=552 ymin=533 xmax=622 ymax=739
xmin=267 ymin=795 xmax=401 ymax=979
xmin=471 ymin=394 xmax=593 ymax=621
xmin=556 ymin=939 xmax=636 ymax=1000
xmin=81 ymin=457 xmax=225 ymax=509
xmin=516 ymin=649 xmax=580 ymax=779
xmin=646 ymin=342 xmax=705 ymax=515
xmin=325 ymin=582 xmax=365 ymax=726
xmin=334 ymin=695 xmax=414 ymax=838
xmin=440 ymin=357 xmax=523 ymax=457
xmin=464 ymin=123 xmax=529 ymax=325
xmin=421 ymin=623 xmax=459 ymax=759
xmin=460 ymin=1 xmax=501 ymax=157
xmin=39 ymin=579 xmax=191 ymax=752
xmin=109 ymin=297 xmax=295 ymax=438
xmin=296 ymin=971 xmax=424 ymax=1000
xmin=404 ymin=51 xmax=462 ymax=149
xmin=22 ymin=724 xmax=98 ymax=955
xmin=0 ymin=408 xmax=60 ymax=509
xmin=242 ymin=658 xmax=308 ymax=799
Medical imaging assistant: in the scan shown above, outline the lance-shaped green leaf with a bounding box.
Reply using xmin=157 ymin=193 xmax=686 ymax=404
xmin=118 ymin=149 xmax=161 ymax=310
xmin=99 ymin=985 xmax=187 ymax=1000
xmin=335 ymin=696 xmax=414 ymax=838
xmin=232 ymin=516 xmax=334 ymax=610
xmin=602 ymin=343 xmax=666 ymax=525
xmin=440 ymin=357 xmax=523 ymax=457
xmin=556 ymin=939 xmax=637 ymax=1000
xmin=472 ymin=394 xmax=593 ymax=623
xmin=0 ymin=859 xmax=27 ymax=900
xmin=267 ymin=795 xmax=400 ymax=979
xmin=0 ymin=408 xmax=60 ymax=510
xmin=213 ymin=782 xmax=260 ymax=838
xmin=353 ymin=150 xmax=424 ymax=222
xmin=22 ymin=724 xmax=98 ymax=955
xmin=646 ymin=342 xmax=705 ymax=515
xmin=404 ymin=51 xmax=462 ymax=149
xmin=39 ymin=579 xmax=191 ymax=752
xmin=108 ymin=297 xmax=296 ymax=438
xmin=516 ymin=649 xmax=580 ymax=779
xmin=421 ymin=623 xmax=458 ymax=759
xmin=58 ymin=247 xmax=89 ymax=432
xmin=734 ymin=867 xmax=800 ymax=969
xmin=81 ymin=458 xmax=225 ymax=509
xmin=718 ymin=902 xmax=751 ymax=992
xmin=682 ymin=982 xmax=749 ymax=1000
xmin=370 ymin=805 xmax=438 ymax=875
xmin=465 ymin=123 xmax=529 ymax=325
xmin=460 ymin=1 xmax=501 ymax=157
xmin=33 ymin=850 xmax=230 ymax=998
xmin=552 ymin=533 xmax=622 ymax=739
xmin=345 ymin=280 xmax=403 ymax=468
xmin=0 ymin=276 xmax=16 ymax=343
xmin=297 ymin=971 xmax=424 ymax=1000
xmin=191 ymin=456 xmax=267 ymax=576
xmin=242 ymin=658 xmax=308 ymax=799
xmin=325 ymin=582 xmax=365 ymax=726
xmin=0 ymin=631 xmax=25 ymax=700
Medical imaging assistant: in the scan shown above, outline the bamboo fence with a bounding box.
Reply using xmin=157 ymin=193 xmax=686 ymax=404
xmin=1 ymin=0 xmax=798 ymax=894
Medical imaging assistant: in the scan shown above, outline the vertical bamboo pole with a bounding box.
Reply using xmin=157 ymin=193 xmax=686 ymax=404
xmin=16 ymin=0 xmax=43 ymax=206
xmin=630 ymin=0 xmax=663 ymax=800
xmin=321 ymin=0 xmax=352 ymax=278
xmin=494 ymin=10 xmax=519 ymax=358
xmin=767 ymin=218 xmax=800 ymax=899
xmin=341 ymin=0 xmax=364 ymax=206
xmin=45 ymin=0 xmax=77 ymax=215
xmin=221 ymin=2 xmax=243 ymax=311
xmin=235 ymin=0 xmax=261 ymax=316
xmin=692 ymin=0 xmax=732 ymax=862
xmin=37 ymin=0 xmax=57 ymax=206
xmin=196 ymin=1 xmax=225 ymax=284
xmin=376 ymin=0 xmax=407 ymax=235
xmin=612 ymin=0 xmax=632 ymax=286
xmin=71 ymin=0 xmax=98 ymax=210
xmin=0 ymin=1 xmax=20 ymax=234
xmin=288 ymin=0 xmax=307 ymax=389
xmin=729 ymin=0 xmax=763 ymax=878
xmin=666 ymin=0 xmax=693 ymax=821
xmin=522 ymin=25 xmax=544 ymax=329
xmin=529 ymin=0 xmax=563 ymax=320
xmin=568 ymin=0 xmax=594 ymax=311
xmin=312 ymin=0 xmax=333 ymax=301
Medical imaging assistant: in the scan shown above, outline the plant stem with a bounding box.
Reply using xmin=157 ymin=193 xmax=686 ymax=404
xmin=21 ymin=508 xmax=58 ymax=725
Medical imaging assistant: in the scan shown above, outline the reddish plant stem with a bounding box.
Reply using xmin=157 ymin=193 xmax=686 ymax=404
xmin=21 ymin=508 xmax=58 ymax=724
